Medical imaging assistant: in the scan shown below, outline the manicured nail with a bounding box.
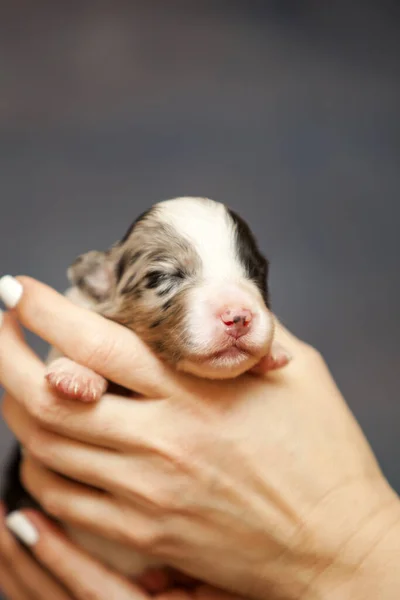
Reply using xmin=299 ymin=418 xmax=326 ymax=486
xmin=6 ymin=511 xmax=39 ymax=546
xmin=0 ymin=276 xmax=23 ymax=309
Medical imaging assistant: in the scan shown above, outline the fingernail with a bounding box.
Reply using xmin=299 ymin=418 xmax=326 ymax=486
xmin=6 ymin=511 xmax=39 ymax=546
xmin=0 ymin=276 xmax=23 ymax=309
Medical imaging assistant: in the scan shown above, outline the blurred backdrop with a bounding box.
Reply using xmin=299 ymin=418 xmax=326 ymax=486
xmin=0 ymin=0 xmax=399 ymax=549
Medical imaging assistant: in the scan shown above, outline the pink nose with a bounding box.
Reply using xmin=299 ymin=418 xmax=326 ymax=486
xmin=220 ymin=308 xmax=252 ymax=338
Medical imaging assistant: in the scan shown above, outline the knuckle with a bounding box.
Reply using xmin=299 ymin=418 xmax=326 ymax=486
xmin=79 ymin=334 xmax=117 ymax=372
xmin=144 ymin=480 xmax=190 ymax=516
xmin=128 ymin=523 xmax=163 ymax=553
xmin=136 ymin=451 xmax=192 ymax=514
xmin=156 ymin=491 xmax=178 ymax=513
xmin=151 ymin=480 xmax=187 ymax=513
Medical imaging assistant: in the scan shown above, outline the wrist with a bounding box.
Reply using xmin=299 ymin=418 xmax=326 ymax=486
xmin=307 ymin=478 xmax=400 ymax=600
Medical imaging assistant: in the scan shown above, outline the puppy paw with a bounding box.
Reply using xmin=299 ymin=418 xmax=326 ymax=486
xmin=45 ymin=357 xmax=107 ymax=402
xmin=250 ymin=342 xmax=292 ymax=375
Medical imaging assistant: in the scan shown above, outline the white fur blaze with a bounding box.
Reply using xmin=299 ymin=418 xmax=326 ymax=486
xmin=157 ymin=197 xmax=272 ymax=377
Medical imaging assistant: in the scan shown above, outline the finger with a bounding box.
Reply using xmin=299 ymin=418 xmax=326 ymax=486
xmin=0 ymin=561 xmax=32 ymax=600
xmin=20 ymin=458 xmax=162 ymax=553
xmin=4 ymin=398 xmax=163 ymax=497
xmin=0 ymin=504 xmax=72 ymax=600
xmin=3 ymin=396 xmax=115 ymax=485
xmin=0 ymin=320 xmax=164 ymax=448
xmin=0 ymin=275 xmax=176 ymax=398
xmin=9 ymin=406 xmax=191 ymax=517
xmin=0 ymin=312 xmax=46 ymax=401
xmin=2 ymin=388 xmax=166 ymax=452
xmin=5 ymin=509 xmax=151 ymax=600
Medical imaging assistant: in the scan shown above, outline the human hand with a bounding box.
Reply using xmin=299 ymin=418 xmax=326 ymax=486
xmin=1 ymin=276 xmax=400 ymax=600
xmin=0 ymin=502 xmax=243 ymax=600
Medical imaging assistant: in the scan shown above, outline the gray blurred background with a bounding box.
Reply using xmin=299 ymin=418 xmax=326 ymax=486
xmin=0 ymin=0 xmax=399 ymax=569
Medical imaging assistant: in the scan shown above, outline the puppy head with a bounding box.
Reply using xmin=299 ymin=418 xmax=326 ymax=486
xmin=68 ymin=197 xmax=273 ymax=379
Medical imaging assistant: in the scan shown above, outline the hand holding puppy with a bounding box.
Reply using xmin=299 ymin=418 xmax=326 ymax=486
xmin=1 ymin=277 xmax=400 ymax=599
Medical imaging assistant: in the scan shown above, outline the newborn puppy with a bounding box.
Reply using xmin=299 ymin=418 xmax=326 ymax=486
xmin=3 ymin=197 xmax=288 ymax=577
xmin=45 ymin=196 xmax=287 ymax=403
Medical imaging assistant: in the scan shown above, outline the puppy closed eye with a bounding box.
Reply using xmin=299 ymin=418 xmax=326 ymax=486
xmin=172 ymin=268 xmax=186 ymax=279
xmin=145 ymin=271 xmax=169 ymax=289
xmin=145 ymin=269 xmax=187 ymax=290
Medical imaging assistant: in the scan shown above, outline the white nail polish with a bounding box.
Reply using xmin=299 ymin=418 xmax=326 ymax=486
xmin=0 ymin=276 xmax=23 ymax=308
xmin=6 ymin=511 xmax=39 ymax=546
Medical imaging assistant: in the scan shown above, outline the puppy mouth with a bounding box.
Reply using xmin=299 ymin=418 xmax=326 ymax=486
xmin=199 ymin=340 xmax=257 ymax=363
xmin=177 ymin=337 xmax=268 ymax=379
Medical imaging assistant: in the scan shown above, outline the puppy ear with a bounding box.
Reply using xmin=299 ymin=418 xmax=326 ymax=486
xmin=67 ymin=250 xmax=116 ymax=302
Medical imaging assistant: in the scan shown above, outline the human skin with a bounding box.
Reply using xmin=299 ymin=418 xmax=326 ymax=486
xmin=0 ymin=276 xmax=400 ymax=600
xmin=0 ymin=502 xmax=240 ymax=600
